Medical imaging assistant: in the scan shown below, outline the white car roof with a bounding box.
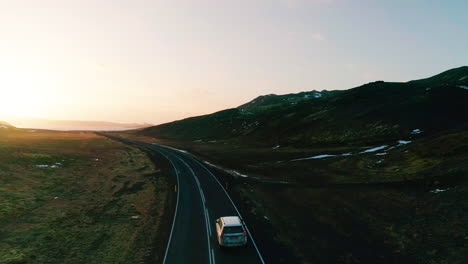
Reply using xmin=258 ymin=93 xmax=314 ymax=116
xmin=221 ymin=216 xmax=242 ymax=226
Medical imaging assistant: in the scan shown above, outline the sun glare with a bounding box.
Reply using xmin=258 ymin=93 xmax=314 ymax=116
xmin=0 ymin=65 xmax=53 ymax=117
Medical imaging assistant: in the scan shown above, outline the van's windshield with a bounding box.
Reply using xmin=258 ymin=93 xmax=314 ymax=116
xmin=223 ymin=226 xmax=244 ymax=234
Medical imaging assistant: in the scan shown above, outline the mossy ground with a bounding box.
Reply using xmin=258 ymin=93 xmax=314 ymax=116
xmin=0 ymin=129 xmax=169 ymax=264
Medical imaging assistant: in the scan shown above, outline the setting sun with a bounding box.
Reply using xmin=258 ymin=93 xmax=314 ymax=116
xmin=0 ymin=63 xmax=52 ymax=117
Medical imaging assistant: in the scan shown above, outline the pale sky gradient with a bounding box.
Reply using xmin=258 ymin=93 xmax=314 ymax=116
xmin=0 ymin=0 xmax=467 ymax=124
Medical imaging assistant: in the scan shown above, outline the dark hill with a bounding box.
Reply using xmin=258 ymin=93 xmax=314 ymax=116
xmin=408 ymin=66 xmax=468 ymax=87
xmin=140 ymin=66 xmax=468 ymax=146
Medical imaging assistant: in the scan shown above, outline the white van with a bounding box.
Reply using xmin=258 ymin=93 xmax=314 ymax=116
xmin=215 ymin=216 xmax=248 ymax=247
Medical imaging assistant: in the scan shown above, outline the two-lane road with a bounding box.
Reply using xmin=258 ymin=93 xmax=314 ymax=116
xmin=116 ymin=137 xmax=265 ymax=264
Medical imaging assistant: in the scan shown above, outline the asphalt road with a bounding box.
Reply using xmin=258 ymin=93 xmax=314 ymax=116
xmin=115 ymin=137 xmax=265 ymax=264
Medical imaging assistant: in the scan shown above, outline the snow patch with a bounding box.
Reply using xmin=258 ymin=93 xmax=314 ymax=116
xmin=411 ymin=129 xmax=423 ymax=135
xmin=304 ymin=93 xmax=322 ymax=99
xmin=229 ymin=170 xmax=249 ymax=178
xmin=459 ymin=75 xmax=467 ymax=81
xmin=37 ymin=162 xmax=63 ymax=168
xmin=289 ymin=152 xmax=355 ymax=162
xmin=375 ymin=159 xmax=384 ymax=164
xmin=457 ymin=85 xmax=468 ymax=90
xmin=287 ymin=139 xmax=414 ymax=162
xmin=291 ymin=154 xmax=337 ymax=161
xmin=203 ymin=161 xmax=249 ymax=178
xmin=272 ymin=145 xmax=280 ymax=149
xmin=0 ymin=125 xmax=9 ymax=129
xmin=310 ymin=154 xmax=335 ymax=159
xmin=397 ymin=140 xmax=411 ymax=145
xmin=164 ymin=145 xmax=189 ymax=154
xmin=430 ymin=188 xmax=449 ymax=194
xmin=360 ymin=145 xmax=387 ymax=154
xmin=203 ymin=161 xmax=221 ymax=169
xmin=193 ymin=139 xmax=202 ymax=142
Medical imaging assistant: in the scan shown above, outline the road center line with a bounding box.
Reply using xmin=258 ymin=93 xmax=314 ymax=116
xmin=204 ymin=208 xmax=211 ymax=236
xmin=175 ymin=156 xmax=213 ymax=264
xmin=200 ymin=190 xmax=207 ymax=204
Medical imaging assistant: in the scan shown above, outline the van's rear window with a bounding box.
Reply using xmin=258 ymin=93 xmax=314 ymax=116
xmin=223 ymin=226 xmax=244 ymax=234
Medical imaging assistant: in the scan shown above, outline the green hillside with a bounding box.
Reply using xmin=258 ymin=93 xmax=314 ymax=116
xmin=140 ymin=66 xmax=468 ymax=146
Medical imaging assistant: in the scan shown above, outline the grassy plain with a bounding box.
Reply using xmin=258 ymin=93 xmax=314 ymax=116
xmin=0 ymin=128 xmax=169 ymax=264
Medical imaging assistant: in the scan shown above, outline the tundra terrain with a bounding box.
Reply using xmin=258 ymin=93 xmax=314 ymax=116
xmin=0 ymin=125 xmax=171 ymax=264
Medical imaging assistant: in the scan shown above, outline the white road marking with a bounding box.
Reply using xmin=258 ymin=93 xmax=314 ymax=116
xmin=175 ymin=157 xmax=213 ymax=264
xmin=156 ymin=150 xmax=180 ymax=264
xmin=211 ymin=248 xmax=216 ymax=264
xmin=204 ymin=208 xmax=212 ymax=236
xmin=194 ymin=175 xmax=202 ymax=188
xmin=200 ymin=190 xmax=207 ymax=204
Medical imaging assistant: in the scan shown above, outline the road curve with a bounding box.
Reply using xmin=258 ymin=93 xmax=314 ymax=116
xmin=111 ymin=136 xmax=265 ymax=264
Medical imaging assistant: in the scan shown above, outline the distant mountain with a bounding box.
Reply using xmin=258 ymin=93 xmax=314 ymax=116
xmin=0 ymin=121 xmax=14 ymax=129
xmin=6 ymin=118 xmax=152 ymax=131
xmin=139 ymin=66 xmax=468 ymax=147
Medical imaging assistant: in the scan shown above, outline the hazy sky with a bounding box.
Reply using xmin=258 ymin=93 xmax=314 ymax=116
xmin=0 ymin=0 xmax=467 ymax=124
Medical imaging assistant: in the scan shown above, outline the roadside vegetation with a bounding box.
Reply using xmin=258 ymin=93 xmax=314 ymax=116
xmin=0 ymin=127 xmax=169 ymax=264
